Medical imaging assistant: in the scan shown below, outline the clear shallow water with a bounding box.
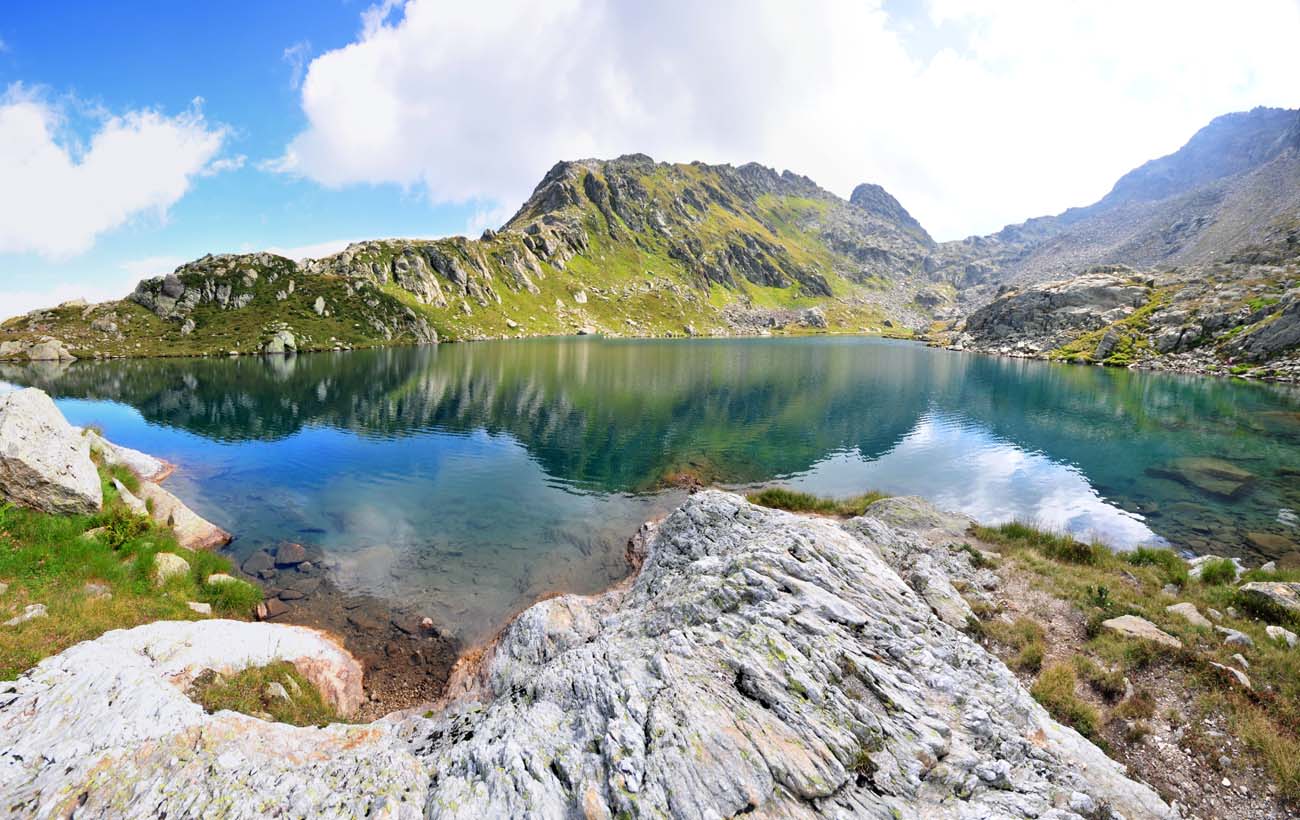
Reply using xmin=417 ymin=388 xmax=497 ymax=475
xmin=3 ymin=337 xmax=1298 ymax=639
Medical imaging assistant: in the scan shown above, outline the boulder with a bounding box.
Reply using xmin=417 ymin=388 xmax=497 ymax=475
xmin=84 ymin=429 xmax=171 ymax=481
xmin=3 ymin=603 xmax=47 ymax=627
xmin=275 ymin=542 xmax=307 ymax=566
xmin=0 ymin=388 xmax=102 ymax=514
xmin=1237 ymin=581 xmax=1300 ymax=615
xmin=25 ymin=340 xmax=75 ymax=362
xmin=152 ymin=552 xmax=190 ymax=585
xmin=1101 ymin=615 xmax=1183 ymax=649
xmin=112 ymin=478 xmax=148 ymax=516
xmin=0 ymin=492 xmax=1172 ymax=818
xmin=1165 ymin=602 xmax=1212 ymax=628
xmin=1266 ymin=624 xmax=1297 ymax=647
xmin=262 ymin=330 xmax=296 ymax=355
xmin=136 ymin=481 xmax=231 ymax=551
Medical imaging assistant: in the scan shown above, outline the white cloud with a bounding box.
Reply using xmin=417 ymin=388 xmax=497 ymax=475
xmin=0 ymin=86 xmax=228 ymax=258
xmin=282 ymin=41 xmax=312 ymax=90
xmin=275 ymin=0 xmax=1300 ymax=239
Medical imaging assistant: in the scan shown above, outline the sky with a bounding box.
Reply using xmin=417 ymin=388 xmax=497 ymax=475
xmin=2 ymin=0 xmax=1299 ymax=319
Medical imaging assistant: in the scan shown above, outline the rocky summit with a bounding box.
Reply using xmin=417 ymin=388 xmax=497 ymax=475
xmin=0 ymin=491 xmax=1171 ymax=818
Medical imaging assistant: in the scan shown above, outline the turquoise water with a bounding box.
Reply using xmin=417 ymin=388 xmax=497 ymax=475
xmin=3 ymin=337 xmax=1298 ymax=638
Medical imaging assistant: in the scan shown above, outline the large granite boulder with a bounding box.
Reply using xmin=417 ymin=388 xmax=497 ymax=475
xmin=0 ymin=388 xmax=101 ymax=514
xmin=0 ymin=492 xmax=1172 ymax=818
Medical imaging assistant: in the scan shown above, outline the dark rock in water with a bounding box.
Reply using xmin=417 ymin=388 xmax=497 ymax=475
xmin=282 ymin=576 xmax=322 ymax=595
xmin=1277 ymin=551 xmax=1300 ymax=571
xmin=347 ymin=610 xmax=385 ymax=632
xmin=241 ymin=551 xmax=274 ymax=574
xmin=275 ymin=542 xmax=307 ymax=566
xmin=1246 ymin=531 xmax=1297 ymax=554
xmin=278 ymin=589 xmax=306 ymax=601
xmin=257 ymin=598 xmax=290 ymax=620
xmin=1145 ymin=457 xmax=1256 ymax=499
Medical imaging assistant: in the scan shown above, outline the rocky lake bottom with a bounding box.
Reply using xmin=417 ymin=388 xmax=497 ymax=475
xmin=3 ymin=336 xmax=1298 ymax=646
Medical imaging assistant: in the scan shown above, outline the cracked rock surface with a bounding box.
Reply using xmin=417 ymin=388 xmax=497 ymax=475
xmin=0 ymin=491 xmax=1172 ymax=818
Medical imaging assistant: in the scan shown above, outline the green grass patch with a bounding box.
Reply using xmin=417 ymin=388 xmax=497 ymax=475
xmin=985 ymin=616 xmax=1046 ymax=672
xmin=746 ymin=487 xmax=889 ymax=517
xmin=0 ymin=475 xmax=258 ymax=680
xmin=971 ymin=520 xmax=1102 ymax=565
xmin=1032 ymin=663 xmax=1101 ymax=740
xmin=188 ymin=661 xmax=342 ymax=727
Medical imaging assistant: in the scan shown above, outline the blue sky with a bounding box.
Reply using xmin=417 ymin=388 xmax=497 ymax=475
xmin=3 ymin=0 xmax=1299 ymax=318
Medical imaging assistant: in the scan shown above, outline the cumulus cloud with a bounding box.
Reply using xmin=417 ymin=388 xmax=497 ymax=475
xmin=275 ymin=0 xmax=1300 ymax=239
xmin=0 ymin=86 xmax=228 ymax=258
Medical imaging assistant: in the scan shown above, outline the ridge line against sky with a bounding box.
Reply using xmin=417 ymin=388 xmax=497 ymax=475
xmin=2 ymin=0 xmax=1299 ymax=320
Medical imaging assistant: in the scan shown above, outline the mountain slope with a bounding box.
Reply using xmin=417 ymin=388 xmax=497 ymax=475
xmin=948 ymin=108 xmax=1300 ymax=380
xmin=938 ymin=106 xmax=1300 ymax=300
xmin=1 ymin=156 xmax=944 ymax=359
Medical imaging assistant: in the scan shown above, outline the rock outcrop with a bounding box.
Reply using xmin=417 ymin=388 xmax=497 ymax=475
xmin=0 ymin=388 xmax=101 ymax=514
xmin=0 ymin=491 xmax=1171 ymax=818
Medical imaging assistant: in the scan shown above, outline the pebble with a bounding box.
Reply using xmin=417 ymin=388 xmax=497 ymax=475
xmin=187 ymin=601 xmax=213 ymax=616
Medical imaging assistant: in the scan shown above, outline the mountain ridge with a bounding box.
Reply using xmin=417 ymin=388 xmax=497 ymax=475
xmin=2 ymin=107 xmax=1298 ymax=368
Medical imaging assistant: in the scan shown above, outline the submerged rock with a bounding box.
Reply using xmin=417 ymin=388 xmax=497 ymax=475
xmin=0 ymin=388 xmax=102 ymax=515
xmin=0 ymin=492 xmax=1172 ymax=818
xmin=1146 ymin=457 xmax=1256 ymax=499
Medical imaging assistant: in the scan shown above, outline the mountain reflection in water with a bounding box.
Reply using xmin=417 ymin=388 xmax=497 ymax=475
xmin=4 ymin=337 xmax=1298 ymax=639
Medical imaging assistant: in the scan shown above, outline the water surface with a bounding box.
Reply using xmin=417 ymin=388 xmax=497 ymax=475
xmin=4 ymin=338 xmax=1298 ymax=639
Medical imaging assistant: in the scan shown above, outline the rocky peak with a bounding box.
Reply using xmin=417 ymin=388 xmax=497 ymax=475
xmin=1098 ymin=106 xmax=1300 ymax=209
xmin=850 ymin=183 xmax=932 ymax=244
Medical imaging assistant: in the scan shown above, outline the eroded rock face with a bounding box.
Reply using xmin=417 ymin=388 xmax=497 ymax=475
xmin=962 ymin=272 xmax=1150 ymax=352
xmin=0 ymin=492 xmax=1172 ymax=819
xmin=0 ymin=388 xmax=101 ymax=514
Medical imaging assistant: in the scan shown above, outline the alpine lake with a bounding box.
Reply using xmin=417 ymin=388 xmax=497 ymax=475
xmin=4 ymin=336 xmax=1298 ymax=641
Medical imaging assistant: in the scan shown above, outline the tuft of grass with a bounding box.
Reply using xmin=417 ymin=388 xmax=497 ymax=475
xmin=746 ymin=487 xmax=888 ymax=517
xmin=1124 ymin=547 xmax=1189 ymax=588
xmin=1032 ymin=663 xmax=1101 ymax=741
xmin=188 ymin=661 xmax=342 ymax=727
xmin=1198 ymin=558 xmax=1238 ymax=586
xmin=971 ymin=521 xmax=1102 ymax=565
xmin=985 ymin=617 xmax=1046 ymax=673
xmin=1073 ymin=655 xmax=1126 ymax=701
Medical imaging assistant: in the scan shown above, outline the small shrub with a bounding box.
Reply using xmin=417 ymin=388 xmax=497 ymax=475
xmin=1086 ymin=585 xmax=1113 ymax=610
xmin=1199 ymin=558 xmax=1238 ymax=586
xmin=1125 ymin=720 xmax=1153 ymax=744
xmin=1032 ymin=663 xmax=1101 ymax=740
xmin=1112 ymin=690 xmax=1156 ymax=721
xmin=1074 ymin=656 xmax=1126 ymax=701
xmin=98 ymin=507 xmax=150 ymax=550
